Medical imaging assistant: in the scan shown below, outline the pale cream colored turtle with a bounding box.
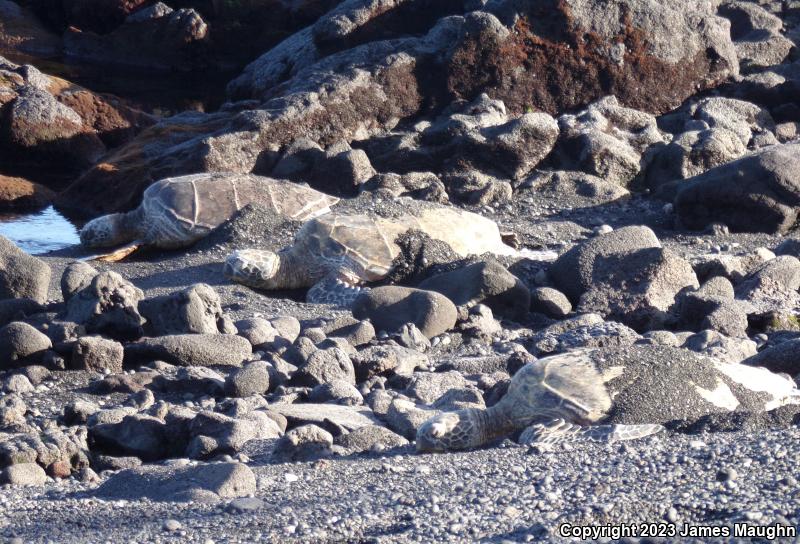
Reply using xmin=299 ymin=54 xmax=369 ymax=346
xmin=80 ymin=173 xmax=338 ymax=261
xmin=223 ymin=206 xmax=523 ymax=306
xmin=416 ymin=346 xmax=800 ymax=452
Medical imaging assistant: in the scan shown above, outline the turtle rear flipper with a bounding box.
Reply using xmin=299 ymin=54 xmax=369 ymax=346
xmin=519 ymin=418 xmax=664 ymax=446
xmin=82 ymin=242 xmax=141 ymax=263
xmin=307 ymin=273 xmax=369 ymax=307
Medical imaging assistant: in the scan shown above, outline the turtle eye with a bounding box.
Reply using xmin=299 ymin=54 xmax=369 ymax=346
xmin=330 ymin=243 xmax=345 ymax=256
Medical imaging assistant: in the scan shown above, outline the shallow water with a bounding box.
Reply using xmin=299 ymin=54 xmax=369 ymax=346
xmin=0 ymin=206 xmax=81 ymax=254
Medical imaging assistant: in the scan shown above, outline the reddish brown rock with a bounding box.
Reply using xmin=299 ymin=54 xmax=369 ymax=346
xmin=0 ymin=0 xmax=62 ymax=57
xmin=0 ymin=174 xmax=54 ymax=210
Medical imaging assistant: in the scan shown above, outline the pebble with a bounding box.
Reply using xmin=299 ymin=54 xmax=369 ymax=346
xmin=162 ymin=519 xmax=182 ymax=532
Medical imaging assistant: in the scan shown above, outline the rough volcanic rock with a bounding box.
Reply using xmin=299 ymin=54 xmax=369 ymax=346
xmin=139 ymin=283 xmax=225 ymax=336
xmin=58 ymin=0 xmax=738 ymax=216
xmin=63 ymin=4 xmax=209 ymax=71
xmin=65 ymin=270 xmax=145 ymax=340
xmin=0 ymin=175 xmax=54 ymax=210
xmin=273 ymin=424 xmax=333 ymax=462
xmin=352 ymin=286 xmax=457 ymax=339
xmin=93 ymin=462 xmax=256 ymax=502
xmin=549 ymin=225 xmax=662 ymax=302
xmin=60 ymin=261 xmax=98 ymax=303
xmin=71 ymin=336 xmax=124 ymax=374
xmin=0 ymin=235 xmax=50 ymax=303
xmin=576 ymin=247 xmax=699 ymax=332
xmin=674 ymin=143 xmax=800 ymax=234
xmin=417 ymin=261 xmax=530 ymax=320
xmin=124 ymin=334 xmax=252 ymax=367
xmin=555 ymin=96 xmax=666 ymax=187
xmin=0 ymin=321 xmax=52 ymax=368
xmin=0 ymin=0 xmax=61 ymax=57
xmin=720 ymin=1 xmax=794 ymax=71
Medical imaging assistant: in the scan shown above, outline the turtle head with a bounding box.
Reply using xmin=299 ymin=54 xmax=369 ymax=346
xmin=416 ymin=409 xmax=484 ymax=452
xmin=80 ymin=214 xmax=131 ymax=248
xmin=224 ymin=249 xmax=282 ymax=289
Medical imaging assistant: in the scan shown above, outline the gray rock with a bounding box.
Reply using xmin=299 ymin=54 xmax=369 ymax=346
xmin=71 ymin=336 xmax=124 ymax=374
xmin=390 ymin=323 xmax=430 ymax=352
xmin=556 ymin=96 xmax=666 ymax=186
xmin=576 ymin=247 xmax=699 ymax=332
xmin=3 ymin=373 xmax=34 ymax=393
xmin=404 ymin=371 xmax=470 ymax=404
xmin=139 ymin=283 xmax=225 ymax=336
xmin=273 ymin=424 xmax=333 ymax=462
xmin=90 ymin=414 xmax=176 ymax=461
xmin=530 ymin=287 xmax=572 ymax=318
xmin=325 ymin=318 xmax=375 ymax=346
xmin=720 ymin=1 xmax=793 ymax=70
xmin=353 ymin=286 xmax=457 ymax=339
xmin=125 ymin=334 xmax=252 ymax=367
xmin=682 ymin=329 xmax=757 ymax=364
xmin=93 ymin=462 xmax=256 ymax=502
xmin=224 ymin=361 xmax=270 ymax=398
xmin=0 ymin=427 xmax=88 ymax=470
xmin=675 ymin=143 xmax=800 ymax=234
xmin=0 ymin=393 xmax=26 ymax=427
xmin=293 ymin=347 xmax=356 ymax=387
xmin=418 ymin=261 xmax=530 ymax=319
xmin=154 ymin=367 xmax=225 ymax=396
xmin=0 ymin=321 xmax=52 ymax=368
xmin=186 ymin=411 xmax=261 ymax=459
xmin=529 ymin=319 xmax=641 ymax=356
xmin=268 ymin=403 xmax=380 ymax=433
xmin=334 ymin=425 xmax=408 ymax=454
xmin=0 ymin=235 xmax=51 ymax=303
xmin=308 ymin=380 xmax=363 ymax=406
xmin=0 ymin=298 xmax=45 ymax=328
xmin=63 ymin=399 xmax=100 ymax=426
xmin=353 ymin=344 xmax=429 ymax=380
xmin=0 ymin=462 xmax=47 ymax=486
xmin=60 ymin=261 xmax=98 ymax=303
xmin=735 ymin=256 xmax=800 ymax=311
xmin=235 ymin=318 xmax=282 ymax=350
xmin=744 ymin=338 xmax=800 ymax=375
xmin=385 ymin=397 xmax=439 ymax=440
xmin=679 ymin=277 xmax=748 ymax=337
xmin=65 ymin=271 xmax=145 ymax=340
xmin=66 ymin=0 xmax=738 ymax=216
xmin=459 ymin=304 xmax=502 ymax=341
xmin=550 ymin=226 xmax=662 ymax=302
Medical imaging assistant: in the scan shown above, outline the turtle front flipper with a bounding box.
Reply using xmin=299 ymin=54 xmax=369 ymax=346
xmin=306 ymin=272 xmax=369 ymax=307
xmin=519 ymin=418 xmax=664 ymax=446
xmin=82 ymin=242 xmax=141 ymax=263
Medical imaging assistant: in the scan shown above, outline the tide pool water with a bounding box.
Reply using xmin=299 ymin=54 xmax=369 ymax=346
xmin=0 ymin=206 xmax=80 ymax=254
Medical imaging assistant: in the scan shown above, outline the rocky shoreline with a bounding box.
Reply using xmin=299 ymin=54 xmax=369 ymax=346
xmin=1 ymin=0 xmax=800 ymax=542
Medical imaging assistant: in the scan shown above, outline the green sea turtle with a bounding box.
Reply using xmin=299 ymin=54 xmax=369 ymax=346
xmin=416 ymin=346 xmax=800 ymax=452
xmin=79 ymin=173 xmax=339 ymax=261
xmin=223 ymin=206 xmax=532 ymax=306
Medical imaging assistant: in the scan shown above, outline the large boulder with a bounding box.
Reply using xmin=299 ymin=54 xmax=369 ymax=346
xmin=555 ymin=96 xmax=666 ymax=187
xmin=0 ymin=175 xmax=54 ymax=210
xmin=58 ymin=0 xmax=738 ymax=216
xmin=139 ymin=283 xmax=225 ymax=336
xmin=63 ymin=4 xmax=209 ymax=71
xmin=0 ymin=0 xmax=61 ymax=57
xmin=352 ymin=286 xmax=457 ymax=339
xmin=0 ymin=321 xmax=52 ymax=368
xmin=65 ymin=270 xmax=145 ymax=340
xmin=674 ymin=143 xmax=800 ymax=234
xmin=0 ymin=235 xmax=51 ymax=303
xmin=417 ymin=261 xmax=530 ymax=319
xmin=549 ymin=225 xmax=662 ymax=302
xmin=124 ymin=334 xmax=252 ymax=367
xmin=93 ymin=462 xmax=256 ymax=502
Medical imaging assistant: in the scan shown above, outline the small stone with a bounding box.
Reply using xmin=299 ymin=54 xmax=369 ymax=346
xmin=226 ymin=497 xmax=264 ymax=513
xmin=163 ymin=519 xmax=182 ymax=532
